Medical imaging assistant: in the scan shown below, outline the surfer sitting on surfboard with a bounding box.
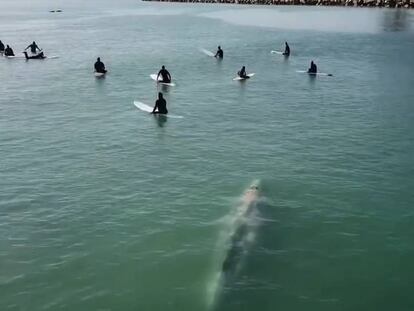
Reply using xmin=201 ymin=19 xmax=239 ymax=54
xmin=283 ymin=42 xmax=290 ymax=56
xmin=4 ymin=45 xmax=14 ymax=56
xmin=157 ymin=66 xmax=171 ymax=84
xmin=307 ymin=61 xmax=317 ymax=74
xmin=238 ymin=66 xmax=249 ymax=79
xmin=94 ymin=57 xmax=107 ymax=74
xmin=0 ymin=41 xmax=5 ymax=54
xmin=25 ymin=41 xmax=41 ymax=54
xmin=152 ymin=92 xmax=168 ymax=115
xmin=214 ymin=46 xmax=223 ymax=59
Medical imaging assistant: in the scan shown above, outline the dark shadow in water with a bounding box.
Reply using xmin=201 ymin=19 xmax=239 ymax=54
xmin=159 ymin=84 xmax=170 ymax=93
xmin=382 ymin=9 xmax=409 ymax=32
xmin=153 ymin=114 xmax=168 ymax=127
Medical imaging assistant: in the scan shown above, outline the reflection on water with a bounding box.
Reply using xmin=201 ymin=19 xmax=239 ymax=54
xmin=382 ymin=9 xmax=411 ymax=32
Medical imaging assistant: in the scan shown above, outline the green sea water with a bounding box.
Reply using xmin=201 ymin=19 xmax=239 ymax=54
xmin=1 ymin=1 xmax=414 ymax=310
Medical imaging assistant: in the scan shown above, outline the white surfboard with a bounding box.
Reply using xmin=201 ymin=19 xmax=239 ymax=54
xmin=233 ymin=73 xmax=255 ymax=81
xmin=271 ymin=50 xmax=284 ymax=55
xmin=94 ymin=72 xmax=106 ymax=77
xmin=133 ymin=101 xmax=183 ymax=119
xmin=296 ymin=70 xmax=333 ymax=77
xmin=200 ymin=48 xmax=215 ymax=57
xmin=150 ymin=74 xmax=176 ymax=87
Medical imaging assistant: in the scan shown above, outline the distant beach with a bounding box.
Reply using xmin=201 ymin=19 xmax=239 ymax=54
xmin=143 ymin=0 xmax=414 ymax=8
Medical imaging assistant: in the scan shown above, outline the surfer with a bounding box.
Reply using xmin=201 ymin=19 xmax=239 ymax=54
xmin=4 ymin=45 xmax=14 ymax=57
xmin=157 ymin=66 xmax=171 ymax=84
xmin=152 ymin=92 xmax=168 ymax=115
xmin=94 ymin=57 xmax=107 ymax=74
xmin=283 ymin=42 xmax=290 ymax=56
xmin=214 ymin=46 xmax=223 ymax=59
xmin=0 ymin=40 xmax=5 ymax=53
xmin=238 ymin=66 xmax=249 ymax=79
xmin=25 ymin=41 xmax=41 ymax=54
xmin=308 ymin=61 xmax=317 ymax=74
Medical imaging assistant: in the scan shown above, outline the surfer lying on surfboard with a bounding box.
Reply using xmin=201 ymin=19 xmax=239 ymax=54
xmin=157 ymin=66 xmax=172 ymax=84
xmin=94 ymin=57 xmax=107 ymax=74
xmin=238 ymin=66 xmax=249 ymax=79
xmin=152 ymin=92 xmax=168 ymax=115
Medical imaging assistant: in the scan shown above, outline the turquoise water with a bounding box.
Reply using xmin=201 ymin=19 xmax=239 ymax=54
xmin=1 ymin=1 xmax=414 ymax=310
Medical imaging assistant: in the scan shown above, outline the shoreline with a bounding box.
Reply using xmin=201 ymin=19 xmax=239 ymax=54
xmin=142 ymin=0 xmax=414 ymax=8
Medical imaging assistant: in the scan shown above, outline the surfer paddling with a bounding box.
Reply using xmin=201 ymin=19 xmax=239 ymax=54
xmin=94 ymin=57 xmax=107 ymax=74
xmin=157 ymin=66 xmax=172 ymax=84
xmin=152 ymin=92 xmax=168 ymax=115
xmin=0 ymin=40 xmax=5 ymax=54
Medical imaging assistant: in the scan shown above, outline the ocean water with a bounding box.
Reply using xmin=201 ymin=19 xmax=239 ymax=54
xmin=1 ymin=1 xmax=414 ymax=310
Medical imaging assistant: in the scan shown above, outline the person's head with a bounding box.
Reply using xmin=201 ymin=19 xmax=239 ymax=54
xmin=242 ymin=66 xmax=245 ymax=70
xmin=162 ymin=65 xmax=165 ymax=70
xmin=285 ymin=42 xmax=288 ymax=45
xmin=218 ymin=46 xmax=221 ymax=50
xmin=33 ymin=41 xmax=36 ymax=44
xmin=311 ymin=60 xmax=314 ymax=65
xmin=7 ymin=45 xmax=9 ymax=48
xmin=158 ymin=92 xmax=163 ymax=100
xmin=97 ymin=57 xmax=100 ymax=62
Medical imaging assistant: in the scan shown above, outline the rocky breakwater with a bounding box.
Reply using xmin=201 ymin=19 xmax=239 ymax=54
xmin=143 ymin=0 xmax=414 ymax=8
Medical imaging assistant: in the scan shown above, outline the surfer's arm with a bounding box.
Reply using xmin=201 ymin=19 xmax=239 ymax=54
xmin=152 ymin=102 xmax=158 ymax=114
xmin=156 ymin=71 xmax=161 ymax=80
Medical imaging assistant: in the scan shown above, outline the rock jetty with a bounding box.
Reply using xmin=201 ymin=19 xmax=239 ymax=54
xmin=143 ymin=0 xmax=414 ymax=8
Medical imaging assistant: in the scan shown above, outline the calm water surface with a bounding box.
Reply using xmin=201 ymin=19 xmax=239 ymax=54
xmin=1 ymin=1 xmax=414 ymax=310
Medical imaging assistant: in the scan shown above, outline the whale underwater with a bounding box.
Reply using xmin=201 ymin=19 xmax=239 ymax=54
xmin=207 ymin=180 xmax=263 ymax=309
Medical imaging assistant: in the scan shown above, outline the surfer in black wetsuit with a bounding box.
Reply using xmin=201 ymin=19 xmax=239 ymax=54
xmin=0 ymin=41 xmax=5 ymax=53
xmin=214 ymin=46 xmax=223 ymax=59
xmin=152 ymin=92 xmax=168 ymax=115
xmin=238 ymin=66 xmax=249 ymax=79
xmin=94 ymin=57 xmax=107 ymax=74
xmin=4 ymin=45 xmax=14 ymax=56
xmin=283 ymin=42 xmax=290 ymax=56
xmin=157 ymin=66 xmax=171 ymax=83
xmin=25 ymin=41 xmax=41 ymax=54
xmin=308 ymin=61 xmax=317 ymax=74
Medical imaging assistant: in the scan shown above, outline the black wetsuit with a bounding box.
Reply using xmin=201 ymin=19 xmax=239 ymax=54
xmin=154 ymin=98 xmax=168 ymax=114
xmin=215 ymin=49 xmax=223 ymax=58
xmin=308 ymin=63 xmax=317 ymax=74
xmin=4 ymin=47 xmax=14 ymax=56
xmin=94 ymin=61 xmax=106 ymax=73
xmin=27 ymin=43 xmax=39 ymax=54
xmin=238 ymin=68 xmax=248 ymax=78
xmin=157 ymin=69 xmax=171 ymax=83
xmin=0 ymin=42 xmax=4 ymax=53
xmin=284 ymin=44 xmax=290 ymax=56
